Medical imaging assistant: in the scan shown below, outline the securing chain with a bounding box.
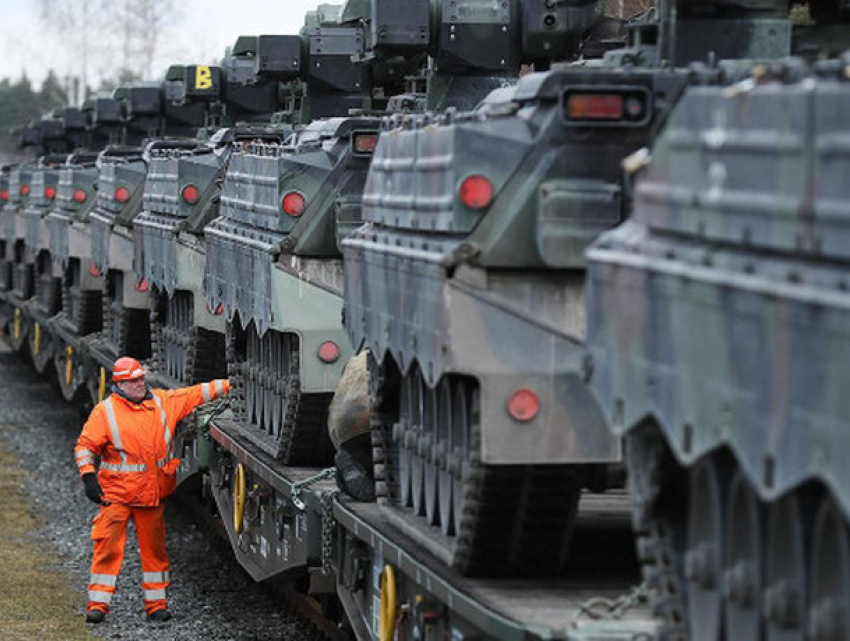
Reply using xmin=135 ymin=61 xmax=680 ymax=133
xmin=320 ymin=488 xmax=340 ymax=575
xmin=288 ymin=467 xmax=339 ymax=575
xmin=290 ymin=467 xmax=336 ymax=510
xmin=573 ymin=582 xmax=649 ymax=623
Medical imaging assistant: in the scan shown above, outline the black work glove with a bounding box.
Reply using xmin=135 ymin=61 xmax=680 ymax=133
xmin=82 ymin=472 xmax=104 ymax=505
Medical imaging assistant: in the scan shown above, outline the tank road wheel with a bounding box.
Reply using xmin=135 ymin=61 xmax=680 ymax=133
xmin=437 ymin=379 xmax=455 ymax=536
xmin=450 ymin=381 xmax=471 ymax=538
xmin=245 ymin=330 xmax=257 ymax=424
xmin=270 ymin=332 xmax=285 ymax=441
xmin=765 ymin=493 xmax=808 ymax=641
xmin=411 ymin=369 xmax=427 ymax=516
xmin=723 ymin=472 xmax=764 ymax=640
xmin=262 ymin=339 xmax=274 ymax=436
xmin=808 ymin=498 xmax=850 ymax=641
xmin=625 ymin=426 xmax=689 ymax=640
xmin=397 ymin=370 xmax=418 ymax=509
xmin=423 ymin=384 xmax=440 ymax=527
xmin=685 ymin=457 xmax=727 ymax=641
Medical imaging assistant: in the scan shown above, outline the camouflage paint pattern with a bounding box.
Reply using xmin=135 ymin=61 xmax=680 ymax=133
xmin=204 ymin=118 xmax=378 ymax=392
xmin=4 ymin=167 xmax=32 ymax=246
xmin=587 ymin=70 xmax=850 ymax=518
xmin=343 ymin=67 xmax=683 ymax=464
xmin=90 ymin=150 xmax=148 ymax=275
xmin=134 ymin=142 xmax=223 ymax=296
xmin=23 ymin=164 xmax=63 ymax=255
xmin=45 ymin=158 xmax=100 ymax=269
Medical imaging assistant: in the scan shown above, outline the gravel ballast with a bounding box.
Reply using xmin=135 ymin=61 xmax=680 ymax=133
xmin=0 ymin=343 xmax=313 ymax=641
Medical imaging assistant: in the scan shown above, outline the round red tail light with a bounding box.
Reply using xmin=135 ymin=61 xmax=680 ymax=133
xmin=181 ymin=184 xmax=200 ymax=204
xmin=45 ymin=187 xmax=56 ymax=200
xmin=89 ymin=263 xmax=102 ymax=277
xmin=134 ymin=278 xmax=149 ymax=292
xmin=73 ymin=189 xmax=87 ymax=203
xmin=318 ymin=340 xmax=340 ymax=364
xmin=507 ymin=388 xmax=539 ymax=422
xmin=115 ymin=186 xmax=131 ymax=203
xmin=282 ymin=191 xmax=305 ymax=217
xmin=20 ymin=185 xmax=30 ymax=196
xmin=0 ymin=190 xmax=8 ymax=201
xmin=459 ymin=175 xmax=494 ymax=210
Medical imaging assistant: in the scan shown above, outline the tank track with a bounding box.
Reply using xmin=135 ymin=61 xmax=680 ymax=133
xmin=227 ymin=324 xmax=334 ymax=467
xmin=625 ymin=426 xmax=689 ymax=641
xmin=62 ymin=283 xmax=101 ymax=336
xmin=35 ymin=269 xmax=62 ymax=317
xmin=373 ymin=357 xmax=583 ymax=577
xmin=150 ymin=293 xmax=226 ymax=384
xmin=0 ymin=241 xmax=11 ymax=291
xmin=104 ymin=292 xmax=151 ymax=359
xmin=12 ymin=261 xmax=34 ymax=300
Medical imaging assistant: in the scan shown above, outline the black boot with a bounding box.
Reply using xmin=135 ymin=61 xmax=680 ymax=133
xmin=148 ymin=608 xmax=172 ymax=622
xmin=86 ymin=609 xmax=106 ymax=623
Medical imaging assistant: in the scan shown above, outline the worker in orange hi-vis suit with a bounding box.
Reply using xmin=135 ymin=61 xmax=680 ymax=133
xmin=74 ymin=356 xmax=231 ymax=624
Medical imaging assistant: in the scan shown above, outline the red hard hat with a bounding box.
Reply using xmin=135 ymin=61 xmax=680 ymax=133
xmin=112 ymin=356 xmax=146 ymax=382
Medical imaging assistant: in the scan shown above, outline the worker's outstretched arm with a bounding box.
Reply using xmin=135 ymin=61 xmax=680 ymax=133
xmin=162 ymin=379 xmax=231 ymax=423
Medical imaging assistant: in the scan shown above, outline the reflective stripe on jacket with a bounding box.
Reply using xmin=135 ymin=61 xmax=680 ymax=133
xmin=74 ymin=380 xmax=230 ymax=506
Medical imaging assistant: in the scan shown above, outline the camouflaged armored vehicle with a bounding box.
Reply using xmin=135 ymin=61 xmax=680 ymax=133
xmin=587 ymin=46 xmax=850 ymax=641
xmin=1 ymin=115 xmax=68 ymax=353
xmin=132 ymin=51 xmax=293 ymax=396
xmin=84 ymin=80 xmax=212 ymax=405
xmin=342 ymin=0 xmax=643 ymax=577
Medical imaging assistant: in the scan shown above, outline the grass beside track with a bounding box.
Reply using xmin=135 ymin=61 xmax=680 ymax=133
xmin=0 ymin=425 xmax=94 ymax=640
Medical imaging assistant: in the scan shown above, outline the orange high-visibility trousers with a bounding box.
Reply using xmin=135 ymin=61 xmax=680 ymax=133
xmin=87 ymin=503 xmax=170 ymax=615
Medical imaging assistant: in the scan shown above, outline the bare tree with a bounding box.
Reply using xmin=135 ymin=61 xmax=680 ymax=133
xmin=129 ymin=0 xmax=182 ymax=79
xmin=38 ymin=0 xmax=183 ymax=99
xmin=38 ymin=0 xmax=110 ymax=104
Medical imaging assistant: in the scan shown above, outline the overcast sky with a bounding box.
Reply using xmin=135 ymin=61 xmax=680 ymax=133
xmin=0 ymin=0 xmax=322 ymax=90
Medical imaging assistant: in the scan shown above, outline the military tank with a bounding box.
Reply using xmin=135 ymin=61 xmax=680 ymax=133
xmin=1 ymin=123 xmax=40 ymax=351
xmin=84 ymin=80 xmax=210 ymax=405
xmin=584 ymin=3 xmax=850 ymax=641
xmin=43 ymin=97 xmax=125 ymax=402
xmin=132 ymin=48 xmax=293 ymax=398
xmin=342 ymin=0 xmax=653 ymax=576
xmin=205 ymin=0 xmax=543 ymax=474
xmin=21 ymin=109 xmax=91 ymax=373
xmin=0 ymin=164 xmax=11 ymax=315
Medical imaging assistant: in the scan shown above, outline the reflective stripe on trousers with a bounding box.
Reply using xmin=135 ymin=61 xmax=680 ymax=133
xmin=88 ymin=503 xmax=170 ymax=615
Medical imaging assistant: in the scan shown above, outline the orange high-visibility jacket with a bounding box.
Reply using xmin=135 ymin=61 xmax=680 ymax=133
xmin=74 ymin=380 xmax=230 ymax=506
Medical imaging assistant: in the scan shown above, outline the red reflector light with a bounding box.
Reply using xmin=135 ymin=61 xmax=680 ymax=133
xmin=0 ymin=190 xmax=7 ymax=201
xmin=507 ymin=388 xmax=539 ymax=422
xmin=89 ymin=263 xmax=101 ymax=277
xmin=318 ymin=341 xmax=340 ymax=364
xmin=134 ymin=278 xmax=149 ymax=292
xmin=115 ymin=186 xmax=131 ymax=203
xmin=353 ymin=132 xmax=378 ymax=154
xmin=282 ymin=191 xmax=305 ymax=217
xmin=73 ymin=189 xmax=87 ymax=203
xmin=45 ymin=187 xmax=56 ymax=200
xmin=459 ymin=174 xmax=494 ymax=210
xmin=20 ymin=185 xmax=30 ymax=196
xmin=182 ymin=184 xmax=200 ymax=204
xmin=567 ymin=94 xmax=624 ymax=120
xmin=206 ymin=301 xmax=225 ymax=316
